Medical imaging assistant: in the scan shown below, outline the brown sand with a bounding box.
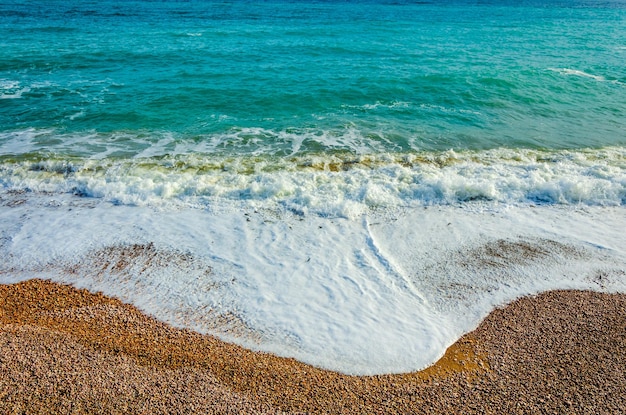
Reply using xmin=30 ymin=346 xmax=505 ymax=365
xmin=1 ymin=279 xmax=625 ymax=414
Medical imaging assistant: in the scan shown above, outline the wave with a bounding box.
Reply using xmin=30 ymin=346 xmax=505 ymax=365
xmin=550 ymin=68 xmax=606 ymax=81
xmin=0 ymin=80 xmax=30 ymax=100
xmin=0 ymin=127 xmax=411 ymax=159
xmin=548 ymin=68 xmax=624 ymax=85
xmin=1 ymin=147 xmax=624 ymax=217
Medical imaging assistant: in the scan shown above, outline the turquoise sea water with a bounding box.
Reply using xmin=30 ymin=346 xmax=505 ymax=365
xmin=2 ymin=1 xmax=626 ymax=209
xmin=2 ymin=0 xmax=626 ymax=155
xmin=2 ymin=1 xmax=626 ymax=374
xmin=2 ymin=1 xmax=626 ymax=210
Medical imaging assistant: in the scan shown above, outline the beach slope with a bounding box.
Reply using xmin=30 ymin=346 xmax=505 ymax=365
xmin=1 ymin=279 xmax=624 ymax=414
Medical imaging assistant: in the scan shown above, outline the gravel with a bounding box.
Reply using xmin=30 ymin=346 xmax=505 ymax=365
xmin=1 ymin=279 xmax=625 ymax=414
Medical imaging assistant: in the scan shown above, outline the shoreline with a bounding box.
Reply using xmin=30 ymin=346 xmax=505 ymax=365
xmin=1 ymin=279 xmax=625 ymax=414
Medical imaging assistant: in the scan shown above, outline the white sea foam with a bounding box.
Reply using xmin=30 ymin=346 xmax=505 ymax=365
xmin=357 ymin=101 xmax=411 ymax=110
xmin=0 ymin=127 xmax=403 ymax=159
xmin=549 ymin=67 xmax=606 ymax=81
xmin=68 ymin=110 xmax=85 ymax=121
xmin=0 ymin=80 xmax=30 ymax=99
xmin=0 ymin=147 xmax=624 ymax=216
xmin=0 ymin=80 xmax=19 ymax=90
xmin=1 ymin=135 xmax=625 ymax=374
xmin=0 ymin=192 xmax=624 ymax=375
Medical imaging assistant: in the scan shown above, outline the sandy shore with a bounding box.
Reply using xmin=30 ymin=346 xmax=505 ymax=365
xmin=1 ymin=279 xmax=625 ymax=414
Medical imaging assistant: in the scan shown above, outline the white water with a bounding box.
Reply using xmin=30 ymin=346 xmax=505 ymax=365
xmin=1 ymin=190 xmax=624 ymax=375
xmin=1 ymin=147 xmax=625 ymax=219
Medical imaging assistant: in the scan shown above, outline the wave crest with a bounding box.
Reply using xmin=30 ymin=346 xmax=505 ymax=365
xmin=1 ymin=147 xmax=624 ymax=217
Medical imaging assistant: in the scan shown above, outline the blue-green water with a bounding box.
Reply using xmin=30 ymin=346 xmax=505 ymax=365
xmin=1 ymin=0 xmax=625 ymax=209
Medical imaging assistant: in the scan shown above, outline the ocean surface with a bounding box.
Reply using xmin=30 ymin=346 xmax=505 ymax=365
xmin=1 ymin=0 xmax=625 ymax=374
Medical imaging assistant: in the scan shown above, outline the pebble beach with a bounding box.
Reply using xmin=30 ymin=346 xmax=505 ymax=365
xmin=3 ymin=1 xmax=626 ymax=412
xmin=2 ymin=2 xmax=626 ymax=411
xmin=1 ymin=279 xmax=624 ymax=414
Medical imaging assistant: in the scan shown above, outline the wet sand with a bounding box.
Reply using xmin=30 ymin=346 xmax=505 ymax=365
xmin=1 ymin=279 xmax=625 ymax=414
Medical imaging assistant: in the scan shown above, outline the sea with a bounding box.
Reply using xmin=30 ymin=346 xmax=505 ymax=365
xmin=1 ymin=0 xmax=625 ymax=375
